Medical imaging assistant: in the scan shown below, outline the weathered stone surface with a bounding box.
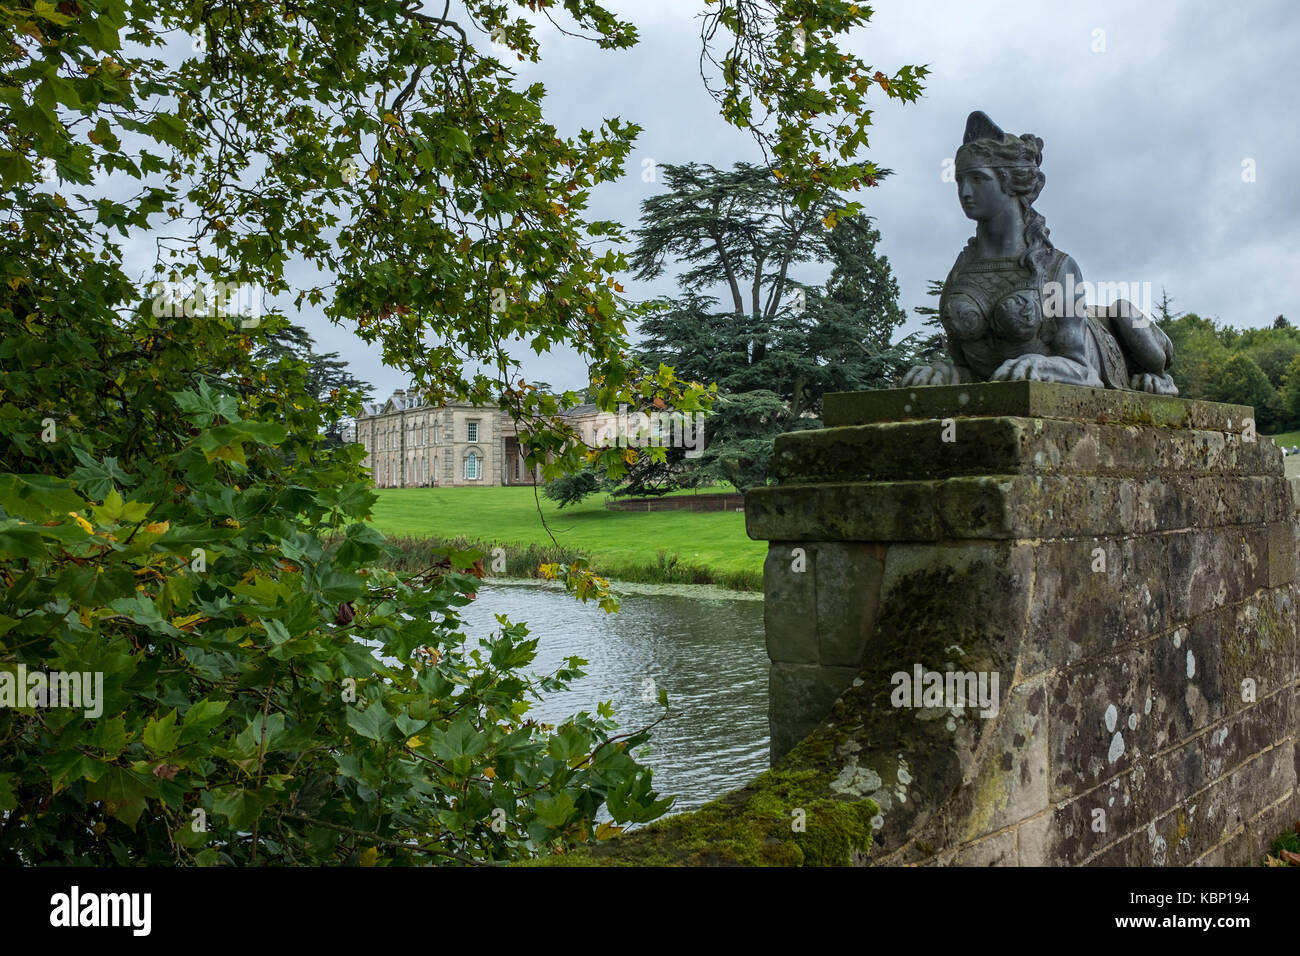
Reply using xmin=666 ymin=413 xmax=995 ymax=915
xmin=1191 ymin=827 xmax=1250 ymax=867
xmin=814 ymin=543 xmax=886 ymax=668
xmin=1222 ymin=590 xmax=1296 ymax=713
xmin=768 ymin=663 xmax=859 ymax=763
xmin=1048 ymin=643 xmax=1154 ymax=799
xmin=1268 ymin=520 xmax=1296 ymax=587
xmin=1046 ymin=774 xmax=1147 ymax=866
xmin=941 ymin=475 xmax=1286 ymax=540
xmin=746 ymin=480 xmax=941 ymax=543
xmin=773 ymin=416 xmax=1280 ymax=485
xmin=870 ymin=543 xmax=1032 ymax=685
xmin=940 ymin=675 xmax=1050 ymax=846
xmin=763 ymin=546 xmax=818 ymax=665
xmin=1164 ymin=529 xmax=1269 ymax=623
xmin=1160 ymin=743 xmax=1297 ymax=865
xmin=1197 ymin=688 xmax=1293 ymax=784
xmin=567 ymin=383 xmax=1300 ymax=867
xmin=1148 ymin=616 xmax=1228 ymax=752
xmin=748 ymin=474 xmax=1291 ymax=543
xmin=949 ymin=828 xmax=1017 ymax=866
xmin=1246 ymin=790 xmax=1300 ymax=863
xmin=824 ymin=381 xmax=1253 ymax=433
xmin=1022 ymin=536 xmax=1171 ymax=676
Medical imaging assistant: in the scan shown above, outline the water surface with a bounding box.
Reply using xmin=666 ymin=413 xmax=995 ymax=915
xmin=454 ymin=581 xmax=768 ymax=814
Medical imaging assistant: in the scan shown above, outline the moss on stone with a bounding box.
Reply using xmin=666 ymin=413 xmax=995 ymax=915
xmin=525 ymin=766 xmax=878 ymax=867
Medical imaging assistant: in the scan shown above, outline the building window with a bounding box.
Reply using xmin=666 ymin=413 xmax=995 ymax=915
xmin=467 ymin=420 xmax=479 ymax=443
xmin=514 ymin=456 xmax=521 ymax=481
xmin=464 ymin=451 xmax=480 ymax=480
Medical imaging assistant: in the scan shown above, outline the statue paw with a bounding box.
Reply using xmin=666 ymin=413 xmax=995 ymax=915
xmin=992 ymin=354 xmax=1055 ymax=382
xmin=992 ymin=354 xmax=1104 ymax=387
xmin=1130 ymin=371 xmax=1179 ymax=396
xmin=901 ymin=362 xmax=971 ymax=387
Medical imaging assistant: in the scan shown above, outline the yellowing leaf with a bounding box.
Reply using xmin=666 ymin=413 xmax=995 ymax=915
xmin=144 ymin=521 xmax=170 ymax=534
xmin=595 ymin=821 xmax=623 ymax=840
xmin=359 ymin=847 xmax=379 ymax=867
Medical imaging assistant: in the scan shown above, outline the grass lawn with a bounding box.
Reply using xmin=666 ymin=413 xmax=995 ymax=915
xmin=368 ymin=486 xmax=768 ymax=589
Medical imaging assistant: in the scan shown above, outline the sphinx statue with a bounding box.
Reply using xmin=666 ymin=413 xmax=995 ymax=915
xmin=902 ymin=111 xmax=1177 ymax=394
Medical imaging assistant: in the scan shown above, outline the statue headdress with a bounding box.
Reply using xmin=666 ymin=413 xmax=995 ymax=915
xmin=954 ymin=111 xmax=1043 ymax=174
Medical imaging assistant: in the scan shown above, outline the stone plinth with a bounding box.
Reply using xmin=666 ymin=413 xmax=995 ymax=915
xmin=745 ymin=381 xmax=1300 ymax=866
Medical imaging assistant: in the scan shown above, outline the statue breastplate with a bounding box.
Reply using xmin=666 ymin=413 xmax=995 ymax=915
xmin=939 ymin=251 xmax=1057 ymax=346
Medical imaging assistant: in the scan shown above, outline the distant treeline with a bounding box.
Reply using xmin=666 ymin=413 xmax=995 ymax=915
xmin=1159 ymin=311 xmax=1300 ymax=433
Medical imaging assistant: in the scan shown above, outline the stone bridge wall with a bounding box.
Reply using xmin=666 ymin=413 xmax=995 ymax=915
xmin=741 ymin=381 xmax=1299 ymax=865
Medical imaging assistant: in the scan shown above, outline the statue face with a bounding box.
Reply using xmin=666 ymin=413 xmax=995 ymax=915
xmin=956 ymin=165 xmax=1009 ymax=222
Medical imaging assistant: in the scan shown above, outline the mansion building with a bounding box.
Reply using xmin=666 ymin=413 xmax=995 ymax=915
xmin=347 ymin=387 xmax=610 ymax=489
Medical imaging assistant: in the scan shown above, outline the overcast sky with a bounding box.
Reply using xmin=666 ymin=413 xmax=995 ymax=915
xmin=295 ymin=0 xmax=1300 ymax=403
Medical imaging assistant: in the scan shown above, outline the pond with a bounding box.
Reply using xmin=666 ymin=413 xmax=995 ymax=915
xmin=454 ymin=580 xmax=768 ymax=815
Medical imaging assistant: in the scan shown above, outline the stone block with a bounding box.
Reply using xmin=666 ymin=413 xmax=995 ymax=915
xmin=1222 ymin=593 xmax=1295 ymax=717
xmin=763 ymin=545 xmax=818 ymax=664
xmin=943 ymin=676 xmax=1050 ymax=846
xmin=768 ymin=662 xmax=859 ymax=763
xmin=869 ymin=543 xmax=1033 ymax=687
xmin=745 ymin=481 xmax=940 ymax=543
xmin=951 ymin=828 xmax=1017 ymax=866
xmin=1245 ymin=791 xmax=1300 ymax=864
xmin=814 ymin=543 xmax=886 ymax=667
xmin=823 ymin=381 xmax=1253 ymax=433
xmin=1165 ymin=529 xmax=1261 ymax=624
xmin=1149 ymin=615 xmax=1227 ymax=752
xmin=774 ymin=417 xmax=1282 ymax=485
xmin=1023 ymin=535 xmax=1171 ymax=676
xmin=1048 ymin=643 xmax=1154 ymax=799
xmin=1268 ymin=520 xmax=1296 ymax=588
xmin=1045 ymin=773 xmax=1147 ymax=866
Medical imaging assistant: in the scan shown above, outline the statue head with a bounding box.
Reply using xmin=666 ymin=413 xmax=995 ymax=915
xmin=954 ymin=111 xmax=1045 ymax=222
xmin=954 ymin=111 xmax=1055 ymax=284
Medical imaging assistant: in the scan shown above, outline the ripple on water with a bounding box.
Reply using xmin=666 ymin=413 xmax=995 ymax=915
xmin=454 ymin=582 xmax=769 ymax=815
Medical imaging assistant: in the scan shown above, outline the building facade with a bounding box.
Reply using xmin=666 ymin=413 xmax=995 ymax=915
xmin=348 ymin=389 xmax=616 ymax=489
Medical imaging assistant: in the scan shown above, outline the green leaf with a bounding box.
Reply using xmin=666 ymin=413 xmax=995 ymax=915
xmin=41 ymin=749 xmax=108 ymax=792
xmin=533 ymin=791 xmax=577 ymax=829
xmin=86 ymin=767 xmax=156 ymax=830
xmin=213 ymin=787 xmax=265 ymax=830
xmin=143 ymin=708 xmax=182 ymax=755
xmin=0 ymin=526 xmax=50 ymax=560
xmin=0 ymin=474 xmax=84 ymax=521
xmin=346 ymin=702 xmax=398 ymax=742
xmin=180 ymin=698 xmax=229 ymax=744
xmin=430 ymin=716 xmax=486 ymax=762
